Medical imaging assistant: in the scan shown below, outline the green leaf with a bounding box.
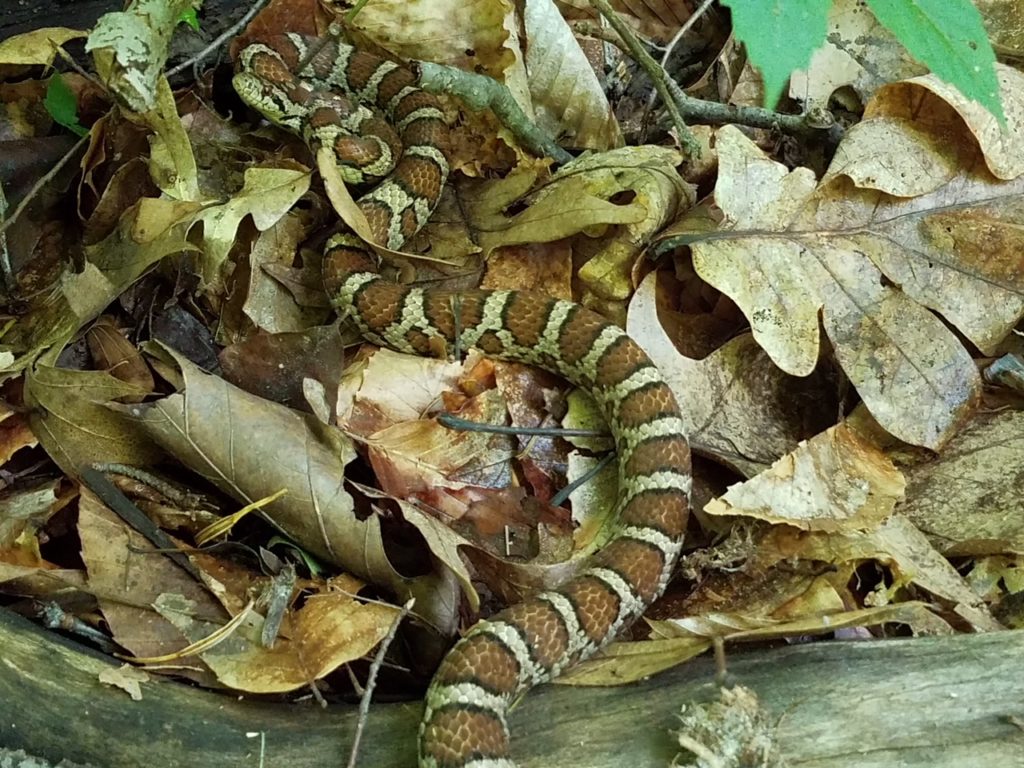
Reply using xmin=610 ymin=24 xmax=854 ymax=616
xmin=865 ymin=0 xmax=1004 ymax=123
xmin=720 ymin=0 xmax=832 ymax=108
xmin=178 ymin=7 xmax=199 ymax=31
xmin=44 ymin=74 xmax=87 ymax=137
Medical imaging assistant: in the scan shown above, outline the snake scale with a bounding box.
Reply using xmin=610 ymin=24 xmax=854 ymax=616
xmin=235 ymin=34 xmax=692 ymax=768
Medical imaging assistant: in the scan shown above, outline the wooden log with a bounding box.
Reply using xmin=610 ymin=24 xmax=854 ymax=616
xmin=1 ymin=608 xmax=1023 ymax=767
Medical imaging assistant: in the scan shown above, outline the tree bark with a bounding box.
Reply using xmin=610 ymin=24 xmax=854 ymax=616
xmin=2 ymin=608 xmax=1023 ymax=767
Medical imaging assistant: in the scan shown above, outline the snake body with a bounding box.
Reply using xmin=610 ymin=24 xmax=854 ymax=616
xmin=235 ymin=34 xmax=692 ymax=768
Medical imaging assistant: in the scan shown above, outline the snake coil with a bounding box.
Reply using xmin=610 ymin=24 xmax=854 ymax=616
xmin=235 ymin=33 xmax=691 ymax=768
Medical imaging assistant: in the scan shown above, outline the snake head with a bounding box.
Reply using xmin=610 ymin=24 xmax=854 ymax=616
xmin=232 ymin=70 xmax=306 ymax=134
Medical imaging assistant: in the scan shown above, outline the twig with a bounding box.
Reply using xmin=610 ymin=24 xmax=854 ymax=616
xmin=550 ymin=451 xmax=616 ymax=507
xmin=166 ymin=0 xmax=270 ymax=78
xmin=346 ymin=598 xmax=415 ymax=768
xmin=418 ymin=62 xmax=573 ymax=164
xmin=79 ymin=466 xmax=204 ymax=583
xmin=0 ymin=180 xmax=11 ymax=294
xmin=38 ymin=601 xmax=118 ymax=653
xmin=663 ymin=76 xmax=842 ymax=142
xmin=90 ymin=462 xmax=204 ymax=508
xmin=436 ymin=412 xmax=606 ymax=439
xmin=571 ymin=20 xmax=645 ymax=53
xmin=591 ymin=0 xmax=842 ymax=145
xmin=659 ymin=0 xmax=716 ymax=71
xmin=343 ymin=0 xmax=372 ymax=22
xmin=0 ymin=133 xmax=88 ymax=238
xmin=589 ymin=0 xmax=700 ymax=156
xmin=54 ymin=46 xmax=107 ymax=92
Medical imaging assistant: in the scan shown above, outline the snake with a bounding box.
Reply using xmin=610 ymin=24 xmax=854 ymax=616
xmin=234 ymin=33 xmax=692 ymax=768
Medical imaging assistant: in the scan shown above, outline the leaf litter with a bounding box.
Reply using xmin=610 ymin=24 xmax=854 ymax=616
xmin=0 ymin=0 xmax=1021 ymax=729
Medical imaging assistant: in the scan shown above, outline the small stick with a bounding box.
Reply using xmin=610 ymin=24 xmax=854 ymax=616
xmin=550 ymin=451 xmax=615 ymax=507
xmin=589 ymin=0 xmax=842 ymax=143
xmin=0 ymin=181 xmax=11 ymax=293
xmin=0 ymin=133 xmax=88 ymax=237
xmin=589 ymin=0 xmax=699 ymax=156
xmin=346 ymin=598 xmax=415 ymax=768
xmin=436 ymin=412 xmax=607 ymax=439
xmin=166 ymin=0 xmax=271 ymax=78
xmin=418 ymin=62 xmax=573 ymax=164
xmin=90 ymin=462 xmax=203 ymax=508
xmin=79 ymin=466 xmax=203 ymax=583
xmin=659 ymin=0 xmax=716 ymax=71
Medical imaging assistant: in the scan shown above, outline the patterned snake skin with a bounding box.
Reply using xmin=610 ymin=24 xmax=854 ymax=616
xmin=235 ymin=34 xmax=692 ymax=768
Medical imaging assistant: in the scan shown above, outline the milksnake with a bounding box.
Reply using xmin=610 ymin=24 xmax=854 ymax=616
xmin=235 ymin=34 xmax=692 ymax=767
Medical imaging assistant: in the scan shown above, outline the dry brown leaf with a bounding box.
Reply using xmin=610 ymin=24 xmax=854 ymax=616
xmin=559 ymin=0 xmax=701 ymax=43
xmin=0 ymin=27 xmax=87 ymax=66
xmin=86 ymin=315 xmax=155 ymax=398
xmin=365 ymin=389 xmax=516 ymax=523
xmin=524 ymin=0 xmax=621 ymax=150
xmin=192 ymin=167 xmax=310 ymax=291
xmin=239 ymin=214 xmax=327 ymax=335
xmin=346 ymin=0 xmax=527 ymax=172
xmin=466 ymin=147 xmax=692 ymax=303
xmin=349 ymin=0 xmax=520 ymax=84
xmin=670 ymin=538 xmax=858 ymax=630
xmin=562 ymin=601 xmax=948 ymax=686
xmin=219 ymin=325 xmax=347 ymax=414
xmin=790 ymin=0 xmax=923 ymax=109
xmin=977 ymin=0 xmax=1024 ymax=57
xmin=760 ymin=515 xmax=1001 ymax=631
xmin=3 ymin=198 xmax=197 ymax=374
xmin=565 ymin=447 xmax=619 ymax=548
xmin=25 ymin=359 xmax=162 ymax=478
xmin=166 ymin=577 xmax=398 ymax=694
xmin=687 ymin=123 xmax=1024 ymax=448
xmin=875 ymin=66 xmax=1024 ymax=182
xmin=830 ymin=65 xmax=1024 ymax=196
xmin=98 ymin=664 xmax=150 ymax=700
xmin=394 ymin=498 xmax=478 ymax=615
xmin=627 ymin=273 xmax=839 ymax=477
xmin=348 ymin=348 xmax=467 ymax=426
xmin=0 ymin=479 xmax=60 ymax=565
xmin=704 ymin=424 xmax=906 ymax=532
xmin=114 ymin=347 xmax=362 ymax=568
xmin=493 ymin=362 xmax=573 ymax=505
xmin=0 ymin=402 xmax=39 ymax=467
xmin=659 ymin=601 xmax=951 ymax=644
xmin=77 ymin=488 xmax=226 ymax=679
xmin=898 ymin=409 xmax=1024 ymax=556
xmin=557 ymin=637 xmax=711 ymax=686
xmin=966 ymin=555 xmax=1022 ymax=595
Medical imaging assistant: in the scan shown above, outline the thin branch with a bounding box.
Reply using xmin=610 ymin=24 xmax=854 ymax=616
xmin=418 ymin=62 xmax=573 ymax=165
xmin=346 ymin=598 xmax=415 ymax=768
xmin=589 ymin=0 xmax=699 ymax=156
xmin=591 ymin=0 xmax=843 ymax=145
xmin=0 ymin=133 xmax=88 ymax=238
xmin=436 ymin=412 xmax=606 ymax=439
xmin=663 ymin=75 xmax=843 ymax=142
xmin=79 ymin=466 xmax=204 ymax=583
xmin=570 ymin=20 xmax=641 ymax=52
xmin=0 ymin=180 xmax=11 ymax=294
xmin=659 ymin=0 xmax=716 ymax=71
xmin=550 ymin=451 xmax=616 ymax=507
xmin=91 ymin=462 xmax=205 ymax=508
xmin=166 ymin=0 xmax=271 ymax=78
